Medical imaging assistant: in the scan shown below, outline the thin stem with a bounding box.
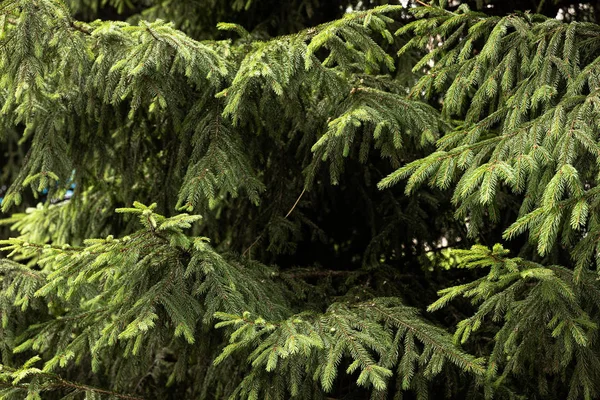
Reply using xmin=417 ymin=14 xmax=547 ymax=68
xmin=284 ymin=187 xmax=306 ymax=219
xmin=243 ymin=188 xmax=306 ymax=258
xmin=0 ymin=370 xmax=144 ymax=400
xmin=51 ymin=376 xmax=145 ymax=400
xmin=282 ymin=269 xmax=354 ymax=279
xmin=242 ymin=233 xmax=264 ymax=258
xmin=414 ymin=0 xmax=432 ymax=7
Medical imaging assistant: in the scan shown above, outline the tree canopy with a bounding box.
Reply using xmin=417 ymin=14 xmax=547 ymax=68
xmin=2 ymin=0 xmax=600 ymax=399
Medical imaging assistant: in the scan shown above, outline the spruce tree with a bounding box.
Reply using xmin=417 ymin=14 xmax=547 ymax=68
xmin=2 ymin=0 xmax=600 ymax=399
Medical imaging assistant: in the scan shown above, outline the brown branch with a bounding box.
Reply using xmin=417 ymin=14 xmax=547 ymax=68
xmin=51 ymin=376 xmax=145 ymax=400
xmin=414 ymin=0 xmax=432 ymax=7
xmin=281 ymin=269 xmax=355 ymax=279
xmin=0 ymin=370 xmax=144 ymax=400
xmin=284 ymin=187 xmax=306 ymax=219
xmin=145 ymin=25 xmax=161 ymax=42
xmin=70 ymin=21 xmax=92 ymax=35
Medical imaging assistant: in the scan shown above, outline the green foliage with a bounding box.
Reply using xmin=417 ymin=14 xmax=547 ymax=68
xmin=213 ymin=298 xmax=484 ymax=399
xmin=429 ymin=244 xmax=600 ymax=400
xmin=3 ymin=0 xmax=600 ymax=399
xmin=0 ymin=204 xmax=478 ymax=399
xmin=383 ymin=6 xmax=600 ymax=252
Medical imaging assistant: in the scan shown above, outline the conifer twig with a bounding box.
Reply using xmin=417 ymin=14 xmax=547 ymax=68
xmin=414 ymin=0 xmax=432 ymax=7
xmin=0 ymin=371 xmax=144 ymax=400
xmin=284 ymin=187 xmax=306 ymax=219
xmin=282 ymin=269 xmax=353 ymax=279
xmin=5 ymin=14 xmax=91 ymax=35
xmin=242 ymin=233 xmax=263 ymax=258
xmin=50 ymin=376 xmax=145 ymax=400
xmin=69 ymin=21 xmax=92 ymax=35
xmin=359 ymin=303 xmax=486 ymax=374
xmin=242 ymin=188 xmax=306 ymax=258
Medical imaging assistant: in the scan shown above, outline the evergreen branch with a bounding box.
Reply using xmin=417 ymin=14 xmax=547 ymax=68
xmin=48 ymin=375 xmax=145 ymax=400
xmin=357 ymin=302 xmax=486 ymax=375
xmin=69 ymin=20 xmax=92 ymax=35
xmin=0 ymin=364 xmax=144 ymax=400
xmin=4 ymin=2 xmax=600 ymax=398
